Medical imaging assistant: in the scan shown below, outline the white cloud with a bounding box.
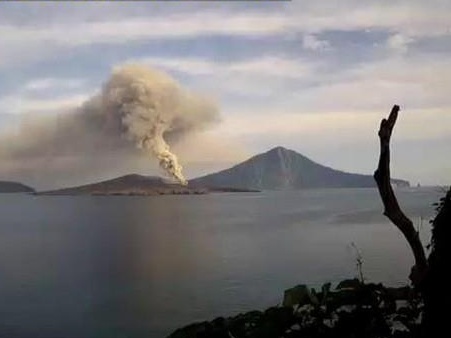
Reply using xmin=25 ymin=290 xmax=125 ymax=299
xmin=386 ymin=33 xmax=414 ymax=53
xmin=302 ymin=34 xmax=331 ymax=51
xmin=286 ymin=1 xmax=451 ymax=37
xmin=125 ymin=56 xmax=321 ymax=98
xmin=0 ymin=13 xmax=289 ymax=47
xmin=2 ymin=2 xmax=448 ymax=42
xmin=1 ymin=2 xmax=451 ymax=68
xmin=218 ymin=108 xmax=451 ymax=142
xmin=134 ymin=56 xmax=316 ymax=79
xmin=24 ymin=78 xmax=86 ymax=92
xmin=134 ymin=50 xmax=451 ymax=114
xmin=276 ymin=55 xmax=451 ymax=113
xmin=0 ymin=12 xmax=290 ymax=68
xmin=0 ymin=93 xmax=89 ymax=115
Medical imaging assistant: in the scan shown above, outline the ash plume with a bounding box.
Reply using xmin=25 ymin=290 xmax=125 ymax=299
xmin=0 ymin=64 xmax=219 ymax=188
xmin=99 ymin=64 xmax=219 ymax=185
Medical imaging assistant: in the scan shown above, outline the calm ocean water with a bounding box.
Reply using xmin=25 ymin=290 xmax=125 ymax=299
xmin=0 ymin=188 xmax=443 ymax=338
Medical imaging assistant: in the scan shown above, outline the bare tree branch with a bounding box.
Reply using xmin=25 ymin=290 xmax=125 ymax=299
xmin=374 ymin=105 xmax=428 ymax=287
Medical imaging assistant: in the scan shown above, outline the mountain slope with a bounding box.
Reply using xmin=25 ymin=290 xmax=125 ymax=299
xmin=190 ymin=146 xmax=409 ymax=190
xmin=37 ymin=174 xmax=257 ymax=195
xmin=37 ymin=174 xmax=205 ymax=195
xmin=0 ymin=181 xmax=35 ymax=193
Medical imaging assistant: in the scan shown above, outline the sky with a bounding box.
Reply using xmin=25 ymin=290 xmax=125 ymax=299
xmin=0 ymin=0 xmax=450 ymax=188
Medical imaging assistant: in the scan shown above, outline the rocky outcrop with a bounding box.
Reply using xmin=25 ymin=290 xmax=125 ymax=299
xmin=168 ymin=279 xmax=422 ymax=338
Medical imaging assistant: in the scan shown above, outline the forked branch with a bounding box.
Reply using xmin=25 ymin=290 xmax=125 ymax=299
xmin=374 ymin=105 xmax=427 ymax=287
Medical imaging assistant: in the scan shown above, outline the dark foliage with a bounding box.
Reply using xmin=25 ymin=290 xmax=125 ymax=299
xmin=421 ymin=187 xmax=451 ymax=337
xmin=168 ymin=281 xmax=423 ymax=338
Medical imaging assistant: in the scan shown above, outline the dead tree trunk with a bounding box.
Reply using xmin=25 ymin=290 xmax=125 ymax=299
xmin=373 ymin=105 xmax=428 ymax=288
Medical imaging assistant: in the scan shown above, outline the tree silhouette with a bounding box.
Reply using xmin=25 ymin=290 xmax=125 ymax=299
xmin=374 ymin=105 xmax=450 ymax=337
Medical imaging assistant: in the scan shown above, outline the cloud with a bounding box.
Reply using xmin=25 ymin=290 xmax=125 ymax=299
xmin=286 ymin=0 xmax=451 ymax=37
xmin=275 ymin=54 xmax=451 ymax=114
xmin=302 ymin=34 xmax=331 ymax=51
xmin=0 ymin=11 xmax=290 ymax=69
xmin=24 ymin=77 xmax=86 ymax=92
xmin=4 ymin=38 xmax=450 ymax=125
xmin=386 ymin=33 xmax=414 ymax=53
xmin=0 ymin=13 xmax=288 ymax=47
xmin=1 ymin=1 xmax=451 ymax=68
xmin=127 ymin=55 xmax=323 ymax=100
xmin=0 ymin=93 xmax=90 ymax=115
xmin=219 ymin=108 xmax=451 ymax=142
xmin=134 ymin=56 xmax=317 ymax=78
xmin=2 ymin=1 xmax=450 ymax=42
xmin=132 ymin=49 xmax=451 ymax=115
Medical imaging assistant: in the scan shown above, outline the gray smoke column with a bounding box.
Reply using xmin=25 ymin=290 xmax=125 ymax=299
xmin=95 ymin=64 xmax=218 ymax=185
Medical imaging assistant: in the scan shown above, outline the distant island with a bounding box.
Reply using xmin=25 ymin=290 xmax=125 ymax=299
xmin=0 ymin=180 xmax=35 ymax=193
xmin=191 ymin=146 xmax=410 ymax=190
xmin=26 ymin=146 xmax=410 ymax=196
xmin=36 ymin=174 xmax=259 ymax=196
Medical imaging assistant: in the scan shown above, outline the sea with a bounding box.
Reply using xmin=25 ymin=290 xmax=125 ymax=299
xmin=0 ymin=187 xmax=443 ymax=338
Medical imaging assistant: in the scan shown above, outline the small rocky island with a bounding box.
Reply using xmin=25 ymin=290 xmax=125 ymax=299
xmin=36 ymin=174 xmax=258 ymax=196
xmin=0 ymin=180 xmax=35 ymax=193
